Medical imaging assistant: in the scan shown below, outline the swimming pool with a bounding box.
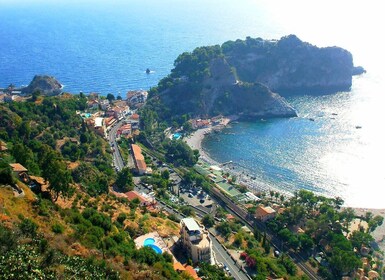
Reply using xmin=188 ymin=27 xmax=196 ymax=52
xmin=173 ymin=133 xmax=182 ymax=140
xmin=143 ymin=238 xmax=162 ymax=254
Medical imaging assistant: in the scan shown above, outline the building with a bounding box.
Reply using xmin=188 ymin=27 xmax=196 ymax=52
xmin=255 ymin=205 xmax=276 ymax=222
xmin=0 ymin=141 xmax=8 ymax=152
xmin=131 ymin=144 xmax=147 ymax=175
xmin=125 ymin=190 xmax=156 ymax=207
xmin=86 ymin=117 xmax=106 ymax=137
xmin=87 ymin=99 xmax=99 ymax=109
xmin=126 ymin=90 xmax=148 ymax=108
xmin=180 ymin=217 xmax=213 ymax=264
xmin=104 ymin=116 xmax=117 ymax=130
xmin=117 ymin=123 xmax=132 ymax=138
xmin=99 ymin=99 xmax=110 ymax=110
xmin=9 ymin=163 xmax=28 ymax=174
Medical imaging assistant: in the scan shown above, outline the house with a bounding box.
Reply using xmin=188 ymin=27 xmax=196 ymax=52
xmin=226 ymin=214 xmax=235 ymax=221
xmin=125 ymin=190 xmax=155 ymax=207
xmin=117 ymin=123 xmax=132 ymax=138
xmin=254 ymin=205 xmax=276 ymax=222
xmin=104 ymin=116 xmax=117 ymax=130
xmin=191 ymin=119 xmax=210 ymax=129
xmin=86 ymin=117 xmax=106 ymax=137
xmin=131 ymin=144 xmax=147 ymax=175
xmin=99 ymin=99 xmax=110 ymax=110
xmin=87 ymin=99 xmax=99 ymax=110
xmin=9 ymin=163 xmax=28 ymax=174
xmin=126 ymin=90 xmax=148 ymax=108
xmin=180 ymin=217 xmax=213 ymax=264
xmin=88 ymin=92 xmax=99 ymax=100
xmin=107 ymin=105 xmax=129 ymax=121
xmin=0 ymin=141 xmax=8 ymax=152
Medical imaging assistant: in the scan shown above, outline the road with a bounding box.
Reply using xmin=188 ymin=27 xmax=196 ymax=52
xmin=107 ymin=120 xmax=126 ymax=171
xmin=209 ymin=230 xmax=250 ymax=280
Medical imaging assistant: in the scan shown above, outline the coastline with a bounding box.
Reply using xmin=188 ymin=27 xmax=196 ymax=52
xmin=184 ymin=121 xmax=385 ymax=253
xmin=184 ymin=117 xmax=291 ymax=197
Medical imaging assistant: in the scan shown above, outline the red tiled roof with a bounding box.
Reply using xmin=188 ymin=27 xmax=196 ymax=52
xmin=173 ymin=262 xmax=185 ymax=271
xmin=125 ymin=191 xmax=147 ymax=203
xmin=184 ymin=265 xmax=201 ymax=280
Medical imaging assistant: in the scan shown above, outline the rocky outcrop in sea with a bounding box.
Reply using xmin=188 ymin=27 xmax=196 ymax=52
xmin=21 ymin=75 xmax=63 ymax=96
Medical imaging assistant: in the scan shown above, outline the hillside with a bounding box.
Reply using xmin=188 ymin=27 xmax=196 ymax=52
xmin=0 ymin=181 xmax=184 ymax=279
xmin=0 ymin=95 xmax=190 ymax=279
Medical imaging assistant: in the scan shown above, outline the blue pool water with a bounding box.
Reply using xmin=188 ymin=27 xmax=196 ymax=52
xmin=173 ymin=133 xmax=182 ymax=140
xmin=143 ymin=238 xmax=162 ymax=254
xmin=143 ymin=238 xmax=155 ymax=246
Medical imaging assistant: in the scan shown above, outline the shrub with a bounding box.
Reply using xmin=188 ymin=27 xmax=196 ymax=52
xmin=52 ymin=223 xmax=65 ymax=234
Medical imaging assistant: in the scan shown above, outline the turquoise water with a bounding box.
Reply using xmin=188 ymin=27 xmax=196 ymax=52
xmin=143 ymin=238 xmax=155 ymax=246
xmin=143 ymin=238 xmax=162 ymax=254
xmin=1 ymin=0 xmax=384 ymax=208
xmin=173 ymin=133 xmax=182 ymax=140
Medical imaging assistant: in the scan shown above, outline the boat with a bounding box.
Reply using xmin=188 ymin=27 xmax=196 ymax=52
xmin=355 ymin=126 xmax=362 ymax=129
xmin=146 ymin=68 xmax=151 ymax=74
xmin=309 ymin=118 xmax=315 ymax=121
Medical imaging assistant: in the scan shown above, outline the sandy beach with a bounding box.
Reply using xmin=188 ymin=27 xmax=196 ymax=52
xmin=184 ymin=127 xmax=215 ymax=164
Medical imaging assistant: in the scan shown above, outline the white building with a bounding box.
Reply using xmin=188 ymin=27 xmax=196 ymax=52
xmin=180 ymin=218 xmax=213 ymax=264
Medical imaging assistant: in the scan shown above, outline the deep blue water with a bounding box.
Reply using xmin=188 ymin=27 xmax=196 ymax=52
xmin=1 ymin=0 xmax=384 ymax=208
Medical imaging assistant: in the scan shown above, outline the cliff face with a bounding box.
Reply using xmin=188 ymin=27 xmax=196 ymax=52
xmin=21 ymin=75 xmax=63 ymax=96
xmin=158 ymin=55 xmax=296 ymax=119
xmin=223 ymin=35 xmax=363 ymax=95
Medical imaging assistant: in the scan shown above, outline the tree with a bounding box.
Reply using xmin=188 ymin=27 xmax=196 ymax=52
xmin=115 ymin=167 xmax=134 ymax=192
xmin=201 ymin=214 xmax=215 ymax=228
xmin=329 ymin=249 xmax=361 ymax=277
xmin=31 ymin=90 xmax=41 ymax=102
xmin=161 ymin=169 xmax=170 ymax=180
xmin=0 ymin=160 xmax=14 ymax=185
xmin=106 ymin=94 xmax=115 ymax=102
xmin=41 ymin=150 xmax=72 ymax=201
xmin=367 ymin=215 xmax=384 ymax=233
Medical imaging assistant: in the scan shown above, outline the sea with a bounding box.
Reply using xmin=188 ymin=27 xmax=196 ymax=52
xmin=1 ymin=0 xmax=384 ymax=208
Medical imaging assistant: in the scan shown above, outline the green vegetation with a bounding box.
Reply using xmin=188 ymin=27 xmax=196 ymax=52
xmin=0 ymin=223 xmax=120 ymax=279
xmin=198 ymin=262 xmax=232 ymax=280
xmin=115 ymin=167 xmax=134 ymax=192
xmin=266 ymin=190 xmax=384 ymax=278
xmin=0 ymin=94 xmax=115 ymax=197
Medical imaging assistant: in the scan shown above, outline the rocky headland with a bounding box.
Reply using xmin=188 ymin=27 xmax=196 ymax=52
xmin=145 ymin=35 xmax=364 ymax=121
